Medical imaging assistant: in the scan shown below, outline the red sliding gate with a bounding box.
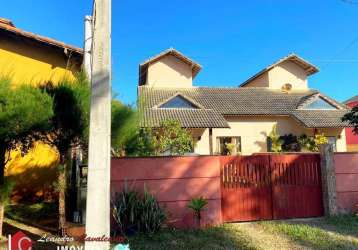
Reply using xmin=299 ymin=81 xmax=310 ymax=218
xmin=221 ymin=154 xmax=323 ymax=222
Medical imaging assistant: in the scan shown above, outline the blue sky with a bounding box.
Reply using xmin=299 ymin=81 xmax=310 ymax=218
xmin=2 ymin=0 xmax=358 ymax=104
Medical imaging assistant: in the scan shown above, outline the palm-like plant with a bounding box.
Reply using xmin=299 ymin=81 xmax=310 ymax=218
xmin=188 ymin=197 xmax=208 ymax=226
xmin=268 ymin=124 xmax=283 ymax=153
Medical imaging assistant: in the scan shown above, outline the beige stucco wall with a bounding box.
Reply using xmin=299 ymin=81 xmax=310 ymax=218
xmin=244 ymin=72 xmax=268 ymax=87
xmin=269 ymin=61 xmax=308 ymax=89
xmin=243 ymin=61 xmax=308 ymax=90
xmin=191 ymin=116 xmax=346 ymax=155
xmin=146 ymin=55 xmax=193 ymax=87
xmin=192 ymin=128 xmax=211 ymax=155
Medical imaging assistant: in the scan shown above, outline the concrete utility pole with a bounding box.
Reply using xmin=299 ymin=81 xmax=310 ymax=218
xmin=85 ymin=0 xmax=111 ymax=249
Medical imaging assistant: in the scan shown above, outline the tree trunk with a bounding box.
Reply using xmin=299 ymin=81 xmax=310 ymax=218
xmin=58 ymin=156 xmax=67 ymax=236
xmin=0 ymin=143 xmax=6 ymax=237
xmin=0 ymin=204 xmax=4 ymax=237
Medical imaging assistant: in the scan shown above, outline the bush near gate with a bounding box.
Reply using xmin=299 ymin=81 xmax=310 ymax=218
xmin=112 ymin=185 xmax=166 ymax=236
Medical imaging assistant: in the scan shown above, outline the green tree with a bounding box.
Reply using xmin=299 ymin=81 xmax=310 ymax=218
xmin=111 ymin=100 xmax=156 ymax=156
xmin=268 ymin=124 xmax=283 ymax=153
xmin=111 ymin=100 xmax=138 ymax=156
xmin=343 ymin=106 xmax=358 ymax=134
xmin=111 ymin=104 xmax=193 ymax=156
xmin=42 ymin=74 xmax=90 ymax=235
xmin=0 ymin=78 xmax=53 ymax=236
xmin=155 ymin=120 xmax=193 ymax=155
xmin=125 ymin=128 xmax=156 ymax=156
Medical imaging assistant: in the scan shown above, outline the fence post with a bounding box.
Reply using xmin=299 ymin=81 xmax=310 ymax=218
xmin=320 ymin=144 xmax=338 ymax=216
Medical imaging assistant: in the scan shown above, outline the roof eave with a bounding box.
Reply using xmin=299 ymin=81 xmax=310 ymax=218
xmin=139 ymin=48 xmax=202 ymax=80
xmin=239 ymin=54 xmax=319 ymax=87
xmin=0 ymin=24 xmax=83 ymax=55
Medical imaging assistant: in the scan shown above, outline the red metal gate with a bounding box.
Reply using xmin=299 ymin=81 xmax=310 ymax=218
xmin=221 ymin=154 xmax=323 ymax=222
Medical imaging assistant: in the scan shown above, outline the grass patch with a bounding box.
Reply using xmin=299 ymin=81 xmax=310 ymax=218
xmin=5 ymin=202 xmax=58 ymax=231
xmin=128 ymin=224 xmax=259 ymax=250
xmin=324 ymin=214 xmax=358 ymax=235
xmin=260 ymin=215 xmax=358 ymax=250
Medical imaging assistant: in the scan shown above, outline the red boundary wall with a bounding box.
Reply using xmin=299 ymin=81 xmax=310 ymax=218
xmin=111 ymin=153 xmax=357 ymax=230
xmin=334 ymin=152 xmax=358 ymax=213
xmin=111 ymin=156 xmax=222 ymax=228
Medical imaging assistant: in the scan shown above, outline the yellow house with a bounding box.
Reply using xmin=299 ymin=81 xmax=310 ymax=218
xmin=0 ymin=18 xmax=83 ymax=200
xmin=139 ymin=48 xmax=349 ymax=155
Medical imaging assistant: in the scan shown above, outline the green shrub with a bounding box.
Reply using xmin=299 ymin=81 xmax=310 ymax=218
xmin=137 ymin=189 xmax=167 ymax=234
xmin=280 ymin=134 xmax=301 ymax=152
xmin=112 ymin=185 xmax=166 ymax=236
xmin=298 ymin=133 xmax=328 ymax=152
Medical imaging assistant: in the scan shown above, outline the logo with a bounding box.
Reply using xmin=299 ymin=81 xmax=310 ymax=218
xmin=113 ymin=244 xmax=130 ymax=250
xmin=9 ymin=231 xmax=32 ymax=250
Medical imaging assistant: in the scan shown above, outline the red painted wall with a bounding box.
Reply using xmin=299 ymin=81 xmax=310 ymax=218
xmin=334 ymin=153 xmax=358 ymax=213
xmin=111 ymin=156 xmax=222 ymax=228
xmin=346 ymin=101 xmax=358 ymax=146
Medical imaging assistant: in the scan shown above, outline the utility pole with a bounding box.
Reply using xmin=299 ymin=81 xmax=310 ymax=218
xmin=85 ymin=0 xmax=111 ymax=249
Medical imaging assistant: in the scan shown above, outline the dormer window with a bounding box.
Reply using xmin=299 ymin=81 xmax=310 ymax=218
xmin=303 ymin=97 xmax=337 ymax=110
xmin=159 ymin=95 xmax=199 ymax=109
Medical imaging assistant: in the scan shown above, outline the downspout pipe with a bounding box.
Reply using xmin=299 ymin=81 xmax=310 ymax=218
xmin=84 ymin=15 xmax=93 ymax=81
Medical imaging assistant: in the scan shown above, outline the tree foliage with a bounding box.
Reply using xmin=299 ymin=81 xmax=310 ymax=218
xmin=112 ymin=88 xmax=194 ymax=156
xmin=125 ymin=128 xmax=156 ymax=157
xmin=343 ymin=106 xmax=358 ymax=134
xmin=111 ymin=100 xmax=156 ymax=156
xmin=111 ymin=101 xmax=193 ymax=156
xmin=298 ymin=133 xmax=328 ymax=152
xmin=40 ymin=73 xmax=90 ymax=234
xmin=0 ymin=77 xmax=53 ymax=236
xmin=154 ymin=120 xmax=193 ymax=155
xmin=0 ymin=78 xmax=53 ymax=181
xmin=111 ymin=100 xmax=139 ymax=156
xmin=41 ymin=73 xmax=90 ymax=158
xmin=280 ymin=134 xmax=301 ymax=152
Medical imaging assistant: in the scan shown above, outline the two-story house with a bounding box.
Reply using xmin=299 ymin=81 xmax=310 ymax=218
xmin=138 ymin=48 xmax=349 ymax=155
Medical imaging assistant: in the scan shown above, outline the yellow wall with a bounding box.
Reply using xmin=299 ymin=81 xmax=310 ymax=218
xmin=347 ymin=144 xmax=358 ymax=152
xmin=0 ymin=36 xmax=79 ymax=86
xmin=6 ymin=142 xmax=59 ymax=201
xmin=0 ymin=35 xmax=81 ymax=200
xmin=193 ymin=116 xmax=346 ymax=155
xmin=146 ymin=55 xmax=193 ymax=87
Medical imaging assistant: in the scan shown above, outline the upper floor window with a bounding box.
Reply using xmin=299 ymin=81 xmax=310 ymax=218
xmin=303 ymin=97 xmax=337 ymax=110
xmin=159 ymin=95 xmax=199 ymax=109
